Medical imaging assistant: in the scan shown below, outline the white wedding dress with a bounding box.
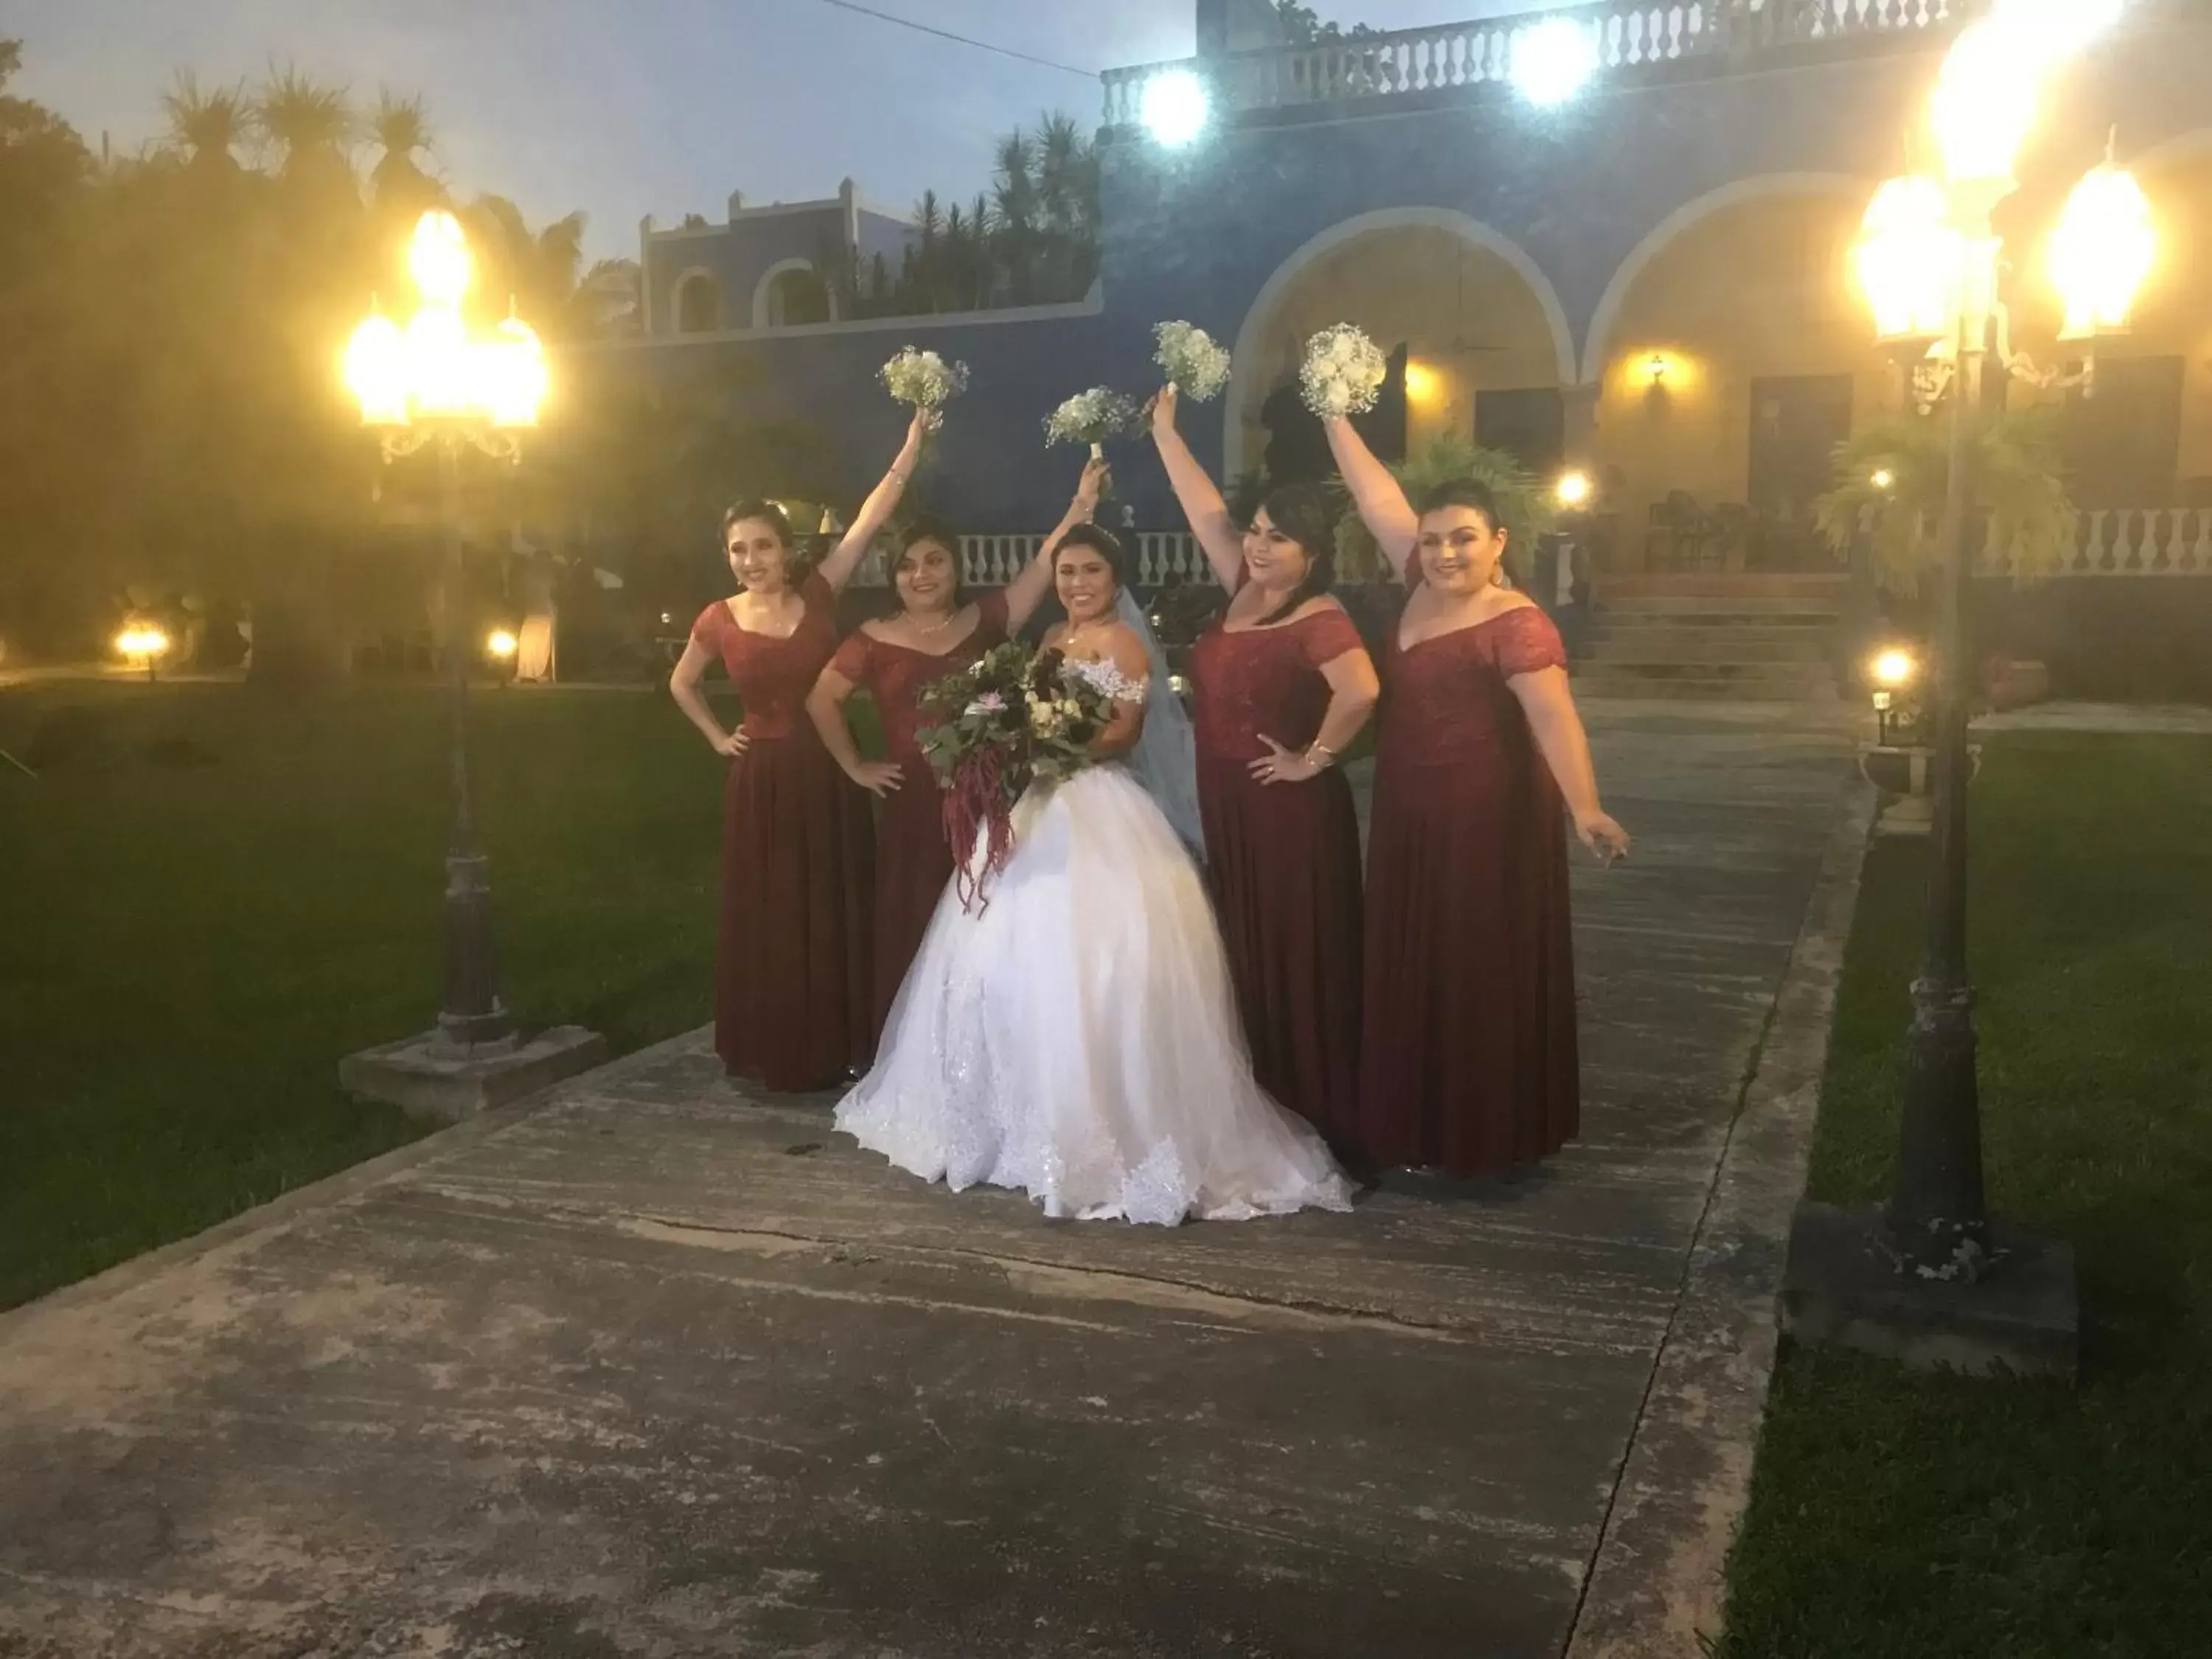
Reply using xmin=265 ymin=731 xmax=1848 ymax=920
xmin=835 ymin=658 xmax=1353 ymax=1225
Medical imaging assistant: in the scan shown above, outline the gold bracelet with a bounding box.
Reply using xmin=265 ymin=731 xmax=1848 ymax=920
xmin=1304 ymin=742 xmax=1335 ymax=770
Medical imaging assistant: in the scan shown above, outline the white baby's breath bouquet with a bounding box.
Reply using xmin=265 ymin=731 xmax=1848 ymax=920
xmin=1152 ymin=320 xmax=1232 ymax=403
xmin=880 ymin=346 xmax=970 ymax=429
xmin=1043 ymin=387 xmax=1140 ymax=460
xmin=1299 ymin=322 xmax=1388 ymax=419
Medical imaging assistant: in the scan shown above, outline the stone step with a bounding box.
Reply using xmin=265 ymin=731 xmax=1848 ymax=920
xmin=1596 ymin=599 xmax=1843 ymax=624
xmin=1599 ymin=574 xmax=1851 ymax=602
xmin=1571 ymin=669 xmax=1841 ymax=703
xmin=1571 ymin=659 xmax=1838 ymax=697
xmin=1584 ymin=629 xmax=1835 ymax=664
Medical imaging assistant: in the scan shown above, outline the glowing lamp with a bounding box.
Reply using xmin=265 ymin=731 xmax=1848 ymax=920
xmin=1871 ymin=467 xmax=1896 ymax=492
xmin=1141 ymin=69 xmax=1210 ymax=147
xmin=487 ymin=629 xmax=519 ymax=659
xmin=1557 ymin=470 xmax=1593 ymax=509
xmin=408 ymin=211 xmax=473 ymax=310
xmin=1514 ymin=18 xmax=1597 ymax=109
xmin=1871 ymin=648 xmax=1917 ymax=689
xmin=344 ymin=310 xmax=410 ymax=427
xmin=2050 ymin=163 xmax=2154 ymax=341
xmin=479 ymin=313 xmax=549 ymax=428
xmin=1855 ymin=176 xmax=1958 ymax=344
xmin=116 ymin=626 xmax=168 ymax=658
xmin=1403 ymin=360 xmax=1442 ymax=406
xmin=1931 ymin=23 xmax=2039 ymax=187
xmin=399 ymin=306 xmax=471 ymax=418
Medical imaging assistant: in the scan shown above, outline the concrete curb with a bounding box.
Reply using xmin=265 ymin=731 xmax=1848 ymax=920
xmin=0 ymin=1026 xmax=711 ymax=1336
xmin=1563 ymin=778 xmax=1877 ymax=1659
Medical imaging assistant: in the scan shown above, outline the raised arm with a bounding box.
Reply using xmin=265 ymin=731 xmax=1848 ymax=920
xmin=1148 ymin=385 xmax=1244 ymax=588
xmin=1324 ymin=413 xmax=1419 ymax=580
xmin=1509 ymin=667 xmax=1631 ymax=863
xmin=1004 ymin=455 xmax=1107 ymax=633
xmin=818 ymin=408 xmax=930 ymax=594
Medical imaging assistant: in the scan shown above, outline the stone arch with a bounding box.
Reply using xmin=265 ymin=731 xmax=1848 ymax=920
xmin=1579 ymin=173 xmax=1871 ymax=384
xmin=673 ymin=268 xmax=723 ymax=335
xmin=1224 ymin=207 xmax=1577 ymax=481
xmin=754 ymin=258 xmax=834 ymax=329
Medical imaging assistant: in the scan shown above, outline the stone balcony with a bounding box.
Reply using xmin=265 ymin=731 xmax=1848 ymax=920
xmin=1100 ymin=0 xmax=2195 ymax=131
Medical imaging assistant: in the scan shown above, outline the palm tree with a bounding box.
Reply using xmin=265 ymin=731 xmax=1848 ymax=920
xmin=367 ymin=90 xmax=442 ymax=218
xmin=254 ymin=66 xmax=355 ymax=190
xmin=462 ymin=194 xmax=588 ymax=336
xmin=1033 ymin=112 xmax=1100 ymax=301
xmin=161 ymin=73 xmax=248 ymax=174
xmin=1815 ymin=408 xmax=2076 ymax=596
xmin=910 ymin=188 xmax=944 ymax=312
xmin=992 ymin=128 xmax=1037 ymax=304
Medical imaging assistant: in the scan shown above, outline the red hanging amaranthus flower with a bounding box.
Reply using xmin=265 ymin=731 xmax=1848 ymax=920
xmin=942 ymin=741 xmax=1016 ymax=912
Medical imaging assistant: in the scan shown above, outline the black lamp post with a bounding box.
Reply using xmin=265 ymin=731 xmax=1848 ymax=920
xmin=336 ymin=212 xmax=603 ymax=1120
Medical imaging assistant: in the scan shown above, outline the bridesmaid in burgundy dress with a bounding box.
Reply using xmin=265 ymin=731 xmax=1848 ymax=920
xmin=807 ymin=456 xmax=1108 ymax=1049
xmin=1326 ymin=414 xmax=1632 ymax=1179
xmin=1147 ymin=384 xmax=1380 ymax=1153
xmin=669 ymin=411 xmax=930 ymax=1092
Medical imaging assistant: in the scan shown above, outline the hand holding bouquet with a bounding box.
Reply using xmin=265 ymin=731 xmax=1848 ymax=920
xmin=1044 ymin=387 xmax=1141 ymax=461
xmin=1299 ymin=323 xmax=1387 ymax=420
xmin=880 ymin=347 xmax=971 ymax=431
xmin=1152 ymin=320 xmax=1233 ymax=403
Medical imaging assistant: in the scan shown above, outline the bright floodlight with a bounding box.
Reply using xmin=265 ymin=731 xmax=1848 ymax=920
xmin=487 ymin=630 xmax=519 ymax=659
xmin=1556 ymin=470 xmax=1592 ymax=508
xmin=1141 ymin=69 xmax=1210 ymax=147
xmin=1514 ymin=18 xmax=1597 ymax=109
xmin=1871 ymin=467 xmax=1896 ymax=491
xmin=1871 ymin=648 xmax=1917 ymax=689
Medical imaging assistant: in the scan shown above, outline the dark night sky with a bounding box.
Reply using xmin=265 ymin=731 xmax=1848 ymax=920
xmin=5 ymin=0 xmax=1545 ymax=258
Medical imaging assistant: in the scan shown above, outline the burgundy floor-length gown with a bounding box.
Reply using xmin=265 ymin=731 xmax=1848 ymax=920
xmin=692 ymin=574 xmax=874 ymax=1093
xmin=1187 ymin=603 xmax=1368 ymax=1152
xmin=825 ymin=591 xmax=1009 ymax=1049
xmin=1357 ymin=602 xmax=1580 ymax=1176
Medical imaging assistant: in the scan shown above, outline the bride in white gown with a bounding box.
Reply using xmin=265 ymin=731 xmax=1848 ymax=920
xmin=835 ymin=524 xmax=1354 ymax=1225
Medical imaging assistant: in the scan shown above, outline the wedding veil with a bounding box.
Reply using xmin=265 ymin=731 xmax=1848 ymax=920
xmin=1115 ymin=586 xmax=1205 ymax=858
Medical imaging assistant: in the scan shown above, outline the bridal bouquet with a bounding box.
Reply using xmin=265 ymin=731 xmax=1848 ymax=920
xmin=880 ymin=346 xmax=970 ymax=429
xmin=1153 ymin=320 xmax=1233 ymax=403
xmin=918 ymin=641 xmax=1116 ymax=908
xmin=1300 ymin=322 xmax=1388 ymax=418
xmin=1043 ymin=387 xmax=1141 ymax=459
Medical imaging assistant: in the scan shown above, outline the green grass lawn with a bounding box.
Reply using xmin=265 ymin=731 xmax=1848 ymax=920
xmin=0 ymin=679 xmax=886 ymax=1313
xmin=1721 ymin=733 xmax=2212 ymax=1659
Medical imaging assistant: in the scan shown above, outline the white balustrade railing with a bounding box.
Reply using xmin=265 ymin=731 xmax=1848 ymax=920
xmin=849 ymin=532 xmax=1214 ymax=590
xmin=1104 ymin=0 xmax=1972 ymax=125
xmin=852 ymin=519 xmax=2208 ymax=587
xmin=1982 ymin=507 xmax=2212 ymax=578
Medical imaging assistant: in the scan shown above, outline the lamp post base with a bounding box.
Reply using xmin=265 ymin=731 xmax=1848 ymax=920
xmin=339 ymin=1024 xmax=606 ymax=1124
xmin=1780 ymin=1200 xmax=2078 ymax=1381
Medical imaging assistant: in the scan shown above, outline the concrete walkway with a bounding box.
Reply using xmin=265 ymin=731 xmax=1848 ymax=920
xmin=0 ymin=704 xmax=1864 ymax=1659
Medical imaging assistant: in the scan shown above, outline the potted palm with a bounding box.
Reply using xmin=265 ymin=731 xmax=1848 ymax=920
xmin=1815 ymin=408 xmax=2076 ymax=833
